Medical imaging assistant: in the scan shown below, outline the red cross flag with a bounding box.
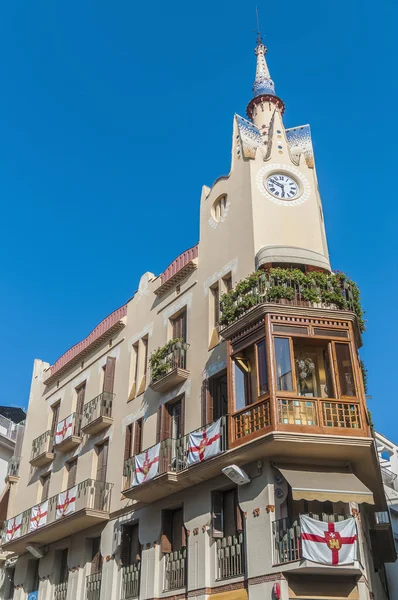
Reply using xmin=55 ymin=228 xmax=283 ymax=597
xmin=5 ymin=514 xmax=22 ymax=542
xmin=187 ymin=418 xmax=221 ymax=467
xmin=55 ymin=415 xmax=73 ymax=445
xmin=29 ymin=500 xmax=48 ymax=532
xmin=300 ymin=515 xmax=357 ymax=565
xmin=56 ymin=485 xmax=77 ymax=519
xmin=133 ymin=443 xmax=160 ymax=486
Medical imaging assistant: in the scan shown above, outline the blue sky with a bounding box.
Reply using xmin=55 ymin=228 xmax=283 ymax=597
xmin=0 ymin=1 xmax=396 ymax=440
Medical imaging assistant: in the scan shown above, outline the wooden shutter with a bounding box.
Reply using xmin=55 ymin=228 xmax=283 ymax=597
xmin=121 ymin=524 xmax=132 ymax=566
xmin=76 ymin=383 xmax=86 ymax=415
xmin=172 ymin=508 xmax=185 ymax=551
xmin=161 ymin=405 xmax=171 ymax=441
xmin=235 ymin=489 xmax=243 ymax=532
xmin=133 ymin=419 xmax=143 ymax=455
xmin=180 ymin=397 xmax=185 ymax=437
xmin=207 ymin=379 xmax=214 ymax=424
xmin=201 ymin=380 xmax=208 ymax=427
xmin=41 ymin=474 xmax=51 ymax=502
xmin=59 ymin=548 xmax=69 ymax=584
xmin=67 ymin=459 xmax=77 ymax=489
xmin=211 ymin=491 xmax=224 ymax=538
xmin=103 ymin=357 xmax=116 ymax=394
xmin=172 ymin=310 xmax=187 ymax=342
xmin=156 ymin=406 xmax=162 ymax=444
xmin=130 ymin=523 xmax=140 ymax=562
xmin=161 ymin=510 xmax=173 ymax=553
xmin=96 ymin=441 xmax=109 ymax=483
xmin=91 ymin=537 xmax=102 ymax=574
xmin=51 ymin=403 xmax=60 ymax=436
xmin=224 ymin=489 xmax=236 ymax=537
xmin=124 ymin=425 xmax=133 ymax=460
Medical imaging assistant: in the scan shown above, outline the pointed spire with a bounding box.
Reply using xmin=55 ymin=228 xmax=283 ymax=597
xmin=252 ymin=37 xmax=276 ymax=98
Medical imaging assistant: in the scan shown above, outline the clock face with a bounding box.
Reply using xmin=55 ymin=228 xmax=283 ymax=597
xmin=266 ymin=173 xmax=300 ymax=200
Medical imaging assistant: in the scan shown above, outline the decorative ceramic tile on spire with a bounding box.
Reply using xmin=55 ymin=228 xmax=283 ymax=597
xmin=252 ymin=39 xmax=276 ymax=98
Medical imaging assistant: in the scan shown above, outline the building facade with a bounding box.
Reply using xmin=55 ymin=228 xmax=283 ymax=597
xmin=0 ymin=36 xmax=395 ymax=600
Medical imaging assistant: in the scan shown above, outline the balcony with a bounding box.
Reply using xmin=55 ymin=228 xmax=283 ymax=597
xmin=0 ymin=415 xmax=17 ymax=443
xmin=30 ymin=430 xmax=54 ymax=468
xmin=216 ymin=533 xmax=245 ymax=580
xmin=2 ymin=479 xmax=113 ymax=554
xmin=123 ymin=417 xmax=228 ymax=504
xmin=380 ymin=467 xmax=398 ymax=492
xmin=54 ymin=413 xmax=82 ymax=453
xmin=273 ymin=513 xmax=364 ymax=572
xmin=219 ymin=268 xmax=364 ymax=332
xmin=164 ymin=549 xmax=186 ymax=591
xmin=54 ymin=582 xmax=68 ymax=600
xmin=369 ymin=511 xmax=396 ymax=564
xmin=122 ymin=562 xmax=140 ymax=599
xmin=81 ymin=392 xmax=114 ymax=436
xmin=6 ymin=456 xmax=20 ymax=482
xmin=86 ymin=572 xmax=102 ymax=600
xmin=149 ymin=340 xmax=190 ymax=393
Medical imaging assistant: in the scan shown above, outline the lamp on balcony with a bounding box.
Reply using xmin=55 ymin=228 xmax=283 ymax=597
xmin=222 ymin=465 xmax=251 ymax=486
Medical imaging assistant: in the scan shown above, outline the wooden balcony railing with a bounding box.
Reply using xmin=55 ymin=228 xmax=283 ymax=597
xmin=273 ymin=513 xmax=350 ymax=564
xmin=277 ymin=398 xmax=362 ymax=430
xmin=86 ymin=572 xmax=102 ymax=600
xmin=216 ymin=533 xmax=245 ymax=580
xmin=164 ymin=549 xmax=186 ymax=591
xmin=231 ymin=399 xmax=271 ymax=444
xmin=122 ymin=561 xmax=141 ymax=599
xmin=54 ymin=581 xmax=68 ymax=600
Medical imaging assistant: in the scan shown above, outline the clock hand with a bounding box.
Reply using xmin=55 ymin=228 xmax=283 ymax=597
xmin=269 ymin=179 xmax=283 ymax=188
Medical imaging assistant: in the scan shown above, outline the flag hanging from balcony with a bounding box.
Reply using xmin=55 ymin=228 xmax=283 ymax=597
xmin=300 ymin=514 xmax=357 ymax=565
xmin=187 ymin=418 xmax=222 ymax=467
xmin=55 ymin=415 xmax=73 ymax=445
xmin=56 ymin=485 xmax=77 ymax=519
xmin=29 ymin=500 xmax=48 ymax=531
xmin=133 ymin=443 xmax=160 ymax=486
xmin=5 ymin=514 xmax=22 ymax=541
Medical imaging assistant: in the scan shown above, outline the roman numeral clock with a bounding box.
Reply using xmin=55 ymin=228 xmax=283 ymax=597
xmin=256 ymin=163 xmax=311 ymax=207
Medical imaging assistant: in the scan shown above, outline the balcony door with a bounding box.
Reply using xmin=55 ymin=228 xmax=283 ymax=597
xmin=171 ymin=310 xmax=186 ymax=342
xmin=95 ymin=441 xmax=109 ymax=510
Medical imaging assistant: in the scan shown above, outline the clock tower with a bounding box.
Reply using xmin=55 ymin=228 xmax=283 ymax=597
xmin=200 ymin=35 xmax=331 ymax=276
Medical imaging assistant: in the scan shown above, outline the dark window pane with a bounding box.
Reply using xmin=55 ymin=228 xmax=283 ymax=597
xmin=335 ymin=344 xmax=356 ymax=397
xmin=274 ymin=338 xmax=293 ymax=392
xmin=256 ymin=340 xmax=269 ymax=396
xmin=234 ymin=361 xmax=247 ymax=411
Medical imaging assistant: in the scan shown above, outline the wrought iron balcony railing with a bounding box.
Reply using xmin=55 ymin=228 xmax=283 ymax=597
xmin=150 ymin=341 xmax=189 ymax=384
xmin=273 ymin=513 xmax=350 ymax=564
xmin=173 ymin=416 xmax=228 ymax=472
xmin=7 ymin=456 xmax=20 ymax=478
xmin=380 ymin=467 xmax=398 ymax=492
xmin=124 ymin=439 xmax=173 ymax=488
xmin=122 ymin=561 xmax=141 ymax=599
xmin=81 ymin=392 xmax=115 ymax=434
xmin=220 ymin=269 xmax=361 ymax=330
xmin=54 ymin=581 xmax=68 ymax=600
xmin=2 ymin=479 xmax=113 ymax=545
xmin=216 ymin=533 xmax=245 ymax=580
xmin=30 ymin=430 xmax=54 ymax=465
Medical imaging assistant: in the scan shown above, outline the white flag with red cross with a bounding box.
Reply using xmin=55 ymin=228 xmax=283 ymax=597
xmin=29 ymin=500 xmax=48 ymax=532
xmin=5 ymin=514 xmax=22 ymax=542
xmin=56 ymin=485 xmax=77 ymax=519
xmin=187 ymin=418 xmax=221 ymax=467
xmin=300 ymin=515 xmax=357 ymax=565
xmin=133 ymin=443 xmax=160 ymax=486
xmin=55 ymin=415 xmax=73 ymax=445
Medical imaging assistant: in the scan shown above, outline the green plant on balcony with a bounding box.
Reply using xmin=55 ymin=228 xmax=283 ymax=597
xmin=149 ymin=338 xmax=184 ymax=382
xmin=219 ymin=268 xmax=365 ymax=332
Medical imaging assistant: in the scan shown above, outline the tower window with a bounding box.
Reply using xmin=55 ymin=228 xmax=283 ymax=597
xmin=212 ymin=195 xmax=228 ymax=222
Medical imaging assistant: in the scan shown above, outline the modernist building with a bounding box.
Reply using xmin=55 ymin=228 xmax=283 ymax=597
xmin=0 ymin=35 xmax=396 ymax=600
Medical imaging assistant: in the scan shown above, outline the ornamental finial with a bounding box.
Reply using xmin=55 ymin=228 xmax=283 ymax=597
xmin=252 ymin=9 xmax=276 ymax=99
